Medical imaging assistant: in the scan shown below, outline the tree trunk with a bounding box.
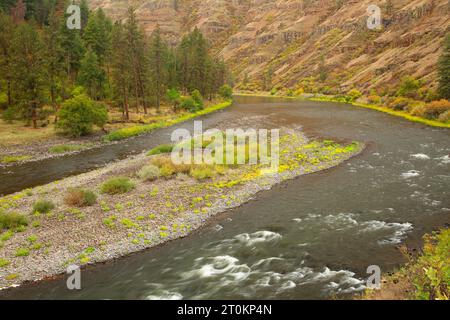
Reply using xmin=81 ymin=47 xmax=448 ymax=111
xmin=123 ymin=87 xmax=130 ymax=120
xmin=32 ymin=104 xmax=37 ymax=129
xmin=7 ymin=79 xmax=11 ymax=107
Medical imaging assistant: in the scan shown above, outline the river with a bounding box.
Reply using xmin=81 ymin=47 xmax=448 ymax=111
xmin=1 ymin=95 xmax=449 ymax=299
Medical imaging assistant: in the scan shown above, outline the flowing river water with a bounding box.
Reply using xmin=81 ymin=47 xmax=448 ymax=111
xmin=1 ymin=96 xmax=449 ymax=299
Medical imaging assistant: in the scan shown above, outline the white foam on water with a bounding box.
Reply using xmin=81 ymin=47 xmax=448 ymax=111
xmin=145 ymin=291 xmax=183 ymax=300
xmin=436 ymin=155 xmax=450 ymax=164
xmin=323 ymin=213 xmax=359 ymax=229
xmin=293 ymin=218 xmax=302 ymax=223
xmin=181 ymin=255 xmax=252 ymax=283
xmin=402 ymin=170 xmax=421 ymax=178
xmin=234 ymin=231 xmax=282 ymax=246
xmin=359 ymin=220 xmax=413 ymax=245
xmin=279 ymin=280 xmax=296 ymax=290
xmin=411 ymin=153 xmax=430 ymax=160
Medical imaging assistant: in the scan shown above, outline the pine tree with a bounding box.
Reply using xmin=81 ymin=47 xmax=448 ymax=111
xmin=438 ymin=32 xmax=450 ymax=100
xmin=11 ymin=22 xmax=47 ymax=128
xmin=190 ymin=27 xmax=208 ymax=95
xmin=0 ymin=12 xmax=15 ymax=108
xmin=79 ymin=0 xmax=90 ymax=29
xmin=83 ymin=9 xmax=112 ymax=67
xmin=149 ymin=26 xmax=168 ymax=111
xmin=111 ymin=22 xmax=132 ymax=120
xmin=60 ymin=14 xmax=85 ymax=81
xmin=44 ymin=10 xmax=64 ymax=121
xmin=0 ymin=0 xmax=17 ymax=13
xmin=318 ymin=54 xmax=328 ymax=82
xmin=124 ymin=8 xmax=148 ymax=113
xmin=78 ymin=48 xmax=106 ymax=100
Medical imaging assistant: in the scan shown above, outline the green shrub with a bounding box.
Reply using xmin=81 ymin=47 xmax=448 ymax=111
xmin=191 ymin=90 xmax=204 ymax=110
xmin=396 ymin=76 xmax=421 ymax=98
xmin=32 ymin=200 xmax=55 ymax=214
xmin=147 ymin=144 xmax=173 ymax=156
xmin=166 ymin=88 xmax=181 ymax=110
xmin=0 ymin=258 xmax=10 ymax=267
xmin=15 ymin=248 xmax=29 ymax=257
xmin=64 ymin=188 xmax=97 ymax=207
xmin=180 ymin=96 xmax=197 ymax=112
xmin=411 ymin=229 xmax=450 ymax=300
xmin=101 ymin=177 xmax=135 ymax=195
xmin=219 ymin=85 xmax=233 ymax=100
xmin=189 ymin=165 xmax=217 ymax=180
xmin=57 ymin=94 xmax=108 ymax=137
xmin=137 ymin=165 xmax=161 ymax=182
xmin=347 ymin=89 xmax=362 ymax=101
xmin=0 ymin=211 xmax=28 ymax=231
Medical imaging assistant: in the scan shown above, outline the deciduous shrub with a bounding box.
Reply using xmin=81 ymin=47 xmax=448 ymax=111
xmin=180 ymin=97 xmax=197 ymax=112
xmin=0 ymin=211 xmax=28 ymax=231
xmin=219 ymin=85 xmax=233 ymax=100
xmin=32 ymin=200 xmax=55 ymax=214
xmin=388 ymin=97 xmax=415 ymax=111
xmin=347 ymin=89 xmax=362 ymax=101
xmin=396 ymin=76 xmax=421 ymax=99
xmin=137 ymin=165 xmax=161 ymax=182
xmin=189 ymin=165 xmax=217 ymax=180
xmin=57 ymin=94 xmax=108 ymax=137
xmin=166 ymin=88 xmax=181 ymax=111
xmin=147 ymin=144 xmax=173 ymax=156
xmin=438 ymin=110 xmax=450 ymax=122
xmin=191 ymin=90 xmax=204 ymax=111
xmin=64 ymin=188 xmax=97 ymax=207
xmin=409 ymin=229 xmax=450 ymax=300
xmin=101 ymin=177 xmax=135 ymax=195
xmin=150 ymin=157 xmax=191 ymax=178
xmin=367 ymin=95 xmax=382 ymax=104
xmin=421 ymin=100 xmax=450 ymax=120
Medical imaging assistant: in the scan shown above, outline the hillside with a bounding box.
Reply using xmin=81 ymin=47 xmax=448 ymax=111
xmin=90 ymin=0 xmax=450 ymax=94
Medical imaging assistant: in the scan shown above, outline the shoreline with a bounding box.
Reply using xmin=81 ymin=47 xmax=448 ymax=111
xmin=0 ymin=100 xmax=233 ymax=168
xmin=0 ymin=128 xmax=364 ymax=291
xmin=235 ymin=92 xmax=450 ymax=129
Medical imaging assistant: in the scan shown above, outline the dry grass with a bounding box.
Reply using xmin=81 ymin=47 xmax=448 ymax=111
xmin=0 ymin=119 xmax=56 ymax=147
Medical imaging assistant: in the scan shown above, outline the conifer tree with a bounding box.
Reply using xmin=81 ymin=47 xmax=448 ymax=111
xmin=44 ymin=10 xmax=64 ymax=120
xmin=78 ymin=48 xmax=106 ymax=100
xmin=438 ymin=32 xmax=450 ymax=100
xmin=0 ymin=12 xmax=14 ymax=108
xmin=11 ymin=22 xmax=47 ymax=128
xmin=149 ymin=26 xmax=168 ymax=111
xmin=111 ymin=22 xmax=132 ymax=120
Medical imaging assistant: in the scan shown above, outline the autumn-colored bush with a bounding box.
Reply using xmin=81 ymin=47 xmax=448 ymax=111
xmin=438 ymin=110 xmax=450 ymax=122
xmin=64 ymin=188 xmax=97 ymax=207
xmin=367 ymin=95 xmax=381 ymax=104
xmin=388 ymin=97 xmax=416 ymax=111
xmin=422 ymin=100 xmax=450 ymax=120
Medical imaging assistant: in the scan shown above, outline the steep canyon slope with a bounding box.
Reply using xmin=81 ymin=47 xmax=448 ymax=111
xmin=90 ymin=0 xmax=450 ymax=93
